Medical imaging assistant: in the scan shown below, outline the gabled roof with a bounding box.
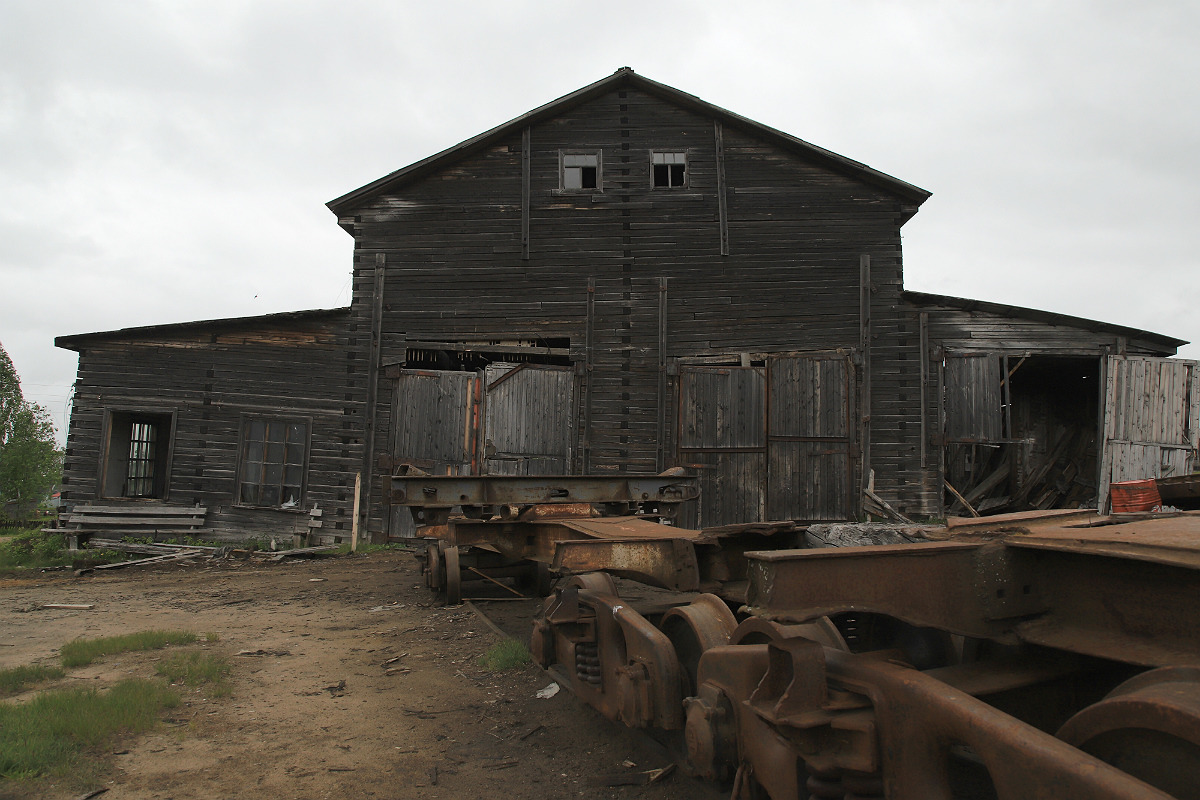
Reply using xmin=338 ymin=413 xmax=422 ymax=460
xmin=327 ymin=67 xmax=931 ymax=222
xmin=55 ymin=308 xmax=349 ymax=351
xmin=903 ymin=290 xmax=1188 ymax=352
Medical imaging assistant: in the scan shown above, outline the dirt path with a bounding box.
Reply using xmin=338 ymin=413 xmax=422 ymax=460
xmin=0 ymin=550 xmax=720 ymax=800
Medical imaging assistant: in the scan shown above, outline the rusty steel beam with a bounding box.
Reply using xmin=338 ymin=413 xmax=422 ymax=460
xmin=743 ymin=541 xmax=1044 ymax=642
xmin=386 ymin=473 xmax=698 ymax=510
xmin=553 ymin=538 xmax=701 ymax=591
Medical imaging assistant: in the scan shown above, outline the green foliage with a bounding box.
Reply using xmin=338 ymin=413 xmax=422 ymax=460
xmin=0 ymin=664 xmax=66 ymax=696
xmin=156 ymin=652 xmax=232 ymax=696
xmin=0 ymin=679 xmax=179 ymax=780
xmin=60 ymin=631 xmax=199 ymax=668
xmin=0 ymin=342 xmax=62 ymax=511
xmin=477 ymin=638 xmax=532 ymax=671
xmin=0 ymin=527 xmax=71 ymax=569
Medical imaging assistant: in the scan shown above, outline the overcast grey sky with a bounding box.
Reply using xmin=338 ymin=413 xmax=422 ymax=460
xmin=3 ymin=1 xmax=1198 ymax=443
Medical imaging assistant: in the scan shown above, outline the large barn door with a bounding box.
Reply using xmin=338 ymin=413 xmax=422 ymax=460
xmin=677 ymin=366 xmax=766 ymax=528
xmin=389 ymin=369 xmax=479 ymax=537
xmin=767 ymin=354 xmax=855 ymax=520
xmin=1099 ymin=355 xmax=1199 ymax=510
xmin=483 ymin=364 xmax=574 ymax=475
xmin=942 ymin=353 xmax=1005 ymax=513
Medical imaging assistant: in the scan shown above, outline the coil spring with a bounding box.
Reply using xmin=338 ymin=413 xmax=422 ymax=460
xmin=574 ymin=642 xmax=601 ymax=685
xmin=842 ymin=770 xmax=884 ymax=800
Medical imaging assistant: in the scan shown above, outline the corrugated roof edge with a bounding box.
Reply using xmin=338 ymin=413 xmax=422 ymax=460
xmin=55 ymin=307 xmax=350 ymax=351
xmin=903 ymin=290 xmax=1188 ymax=351
xmin=326 ymin=67 xmax=932 ymax=220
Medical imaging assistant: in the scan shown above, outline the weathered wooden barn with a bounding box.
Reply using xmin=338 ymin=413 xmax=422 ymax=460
xmin=56 ymin=69 xmax=1197 ymax=542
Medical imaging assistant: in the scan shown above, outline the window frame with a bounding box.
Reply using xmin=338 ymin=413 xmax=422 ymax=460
xmin=234 ymin=415 xmax=312 ymax=510
xmin=99 ymin=409 xmax=176 ymax=500
xmin=558 ymin=150 xmax=603 ymax=193
xmin=650 ymin=150 xmax=689 ymax=189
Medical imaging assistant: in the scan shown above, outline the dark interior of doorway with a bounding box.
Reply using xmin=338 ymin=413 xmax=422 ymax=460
xmin=403 ymin=338 xmax=572 ymax=370
xmin=946 ymin=356 xmax=1100 ymax=515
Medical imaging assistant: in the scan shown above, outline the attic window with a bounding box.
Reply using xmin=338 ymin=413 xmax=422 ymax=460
xmin=561 ymin=152 xmax=600 ymax=190
xmin=652 ymin=152 xmax=687 ymax=188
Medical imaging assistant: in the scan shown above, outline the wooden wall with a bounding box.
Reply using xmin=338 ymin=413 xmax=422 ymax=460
xmin=343 ymin=87 xmax=923 ymax=530
xmin=60 ymin=314 xmax=361 ymax=543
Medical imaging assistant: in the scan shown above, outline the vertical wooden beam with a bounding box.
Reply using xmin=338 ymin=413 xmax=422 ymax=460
xmin=936 ymin=346 xmax=946 ymax=516
xmin=918 ymin=311 xmax=929 ymax=472
xmin=859 ymin=254 xmax=872 ymax=494
xmin=521 ymin=126 xmax=531 ymax=261
xmin=582 ymin=278 xmax=595 ymax=473
xmin=656 ymin=277 xmax=669 ymax=471
xmin=350 ymin=471 xmax=361 ymax=551
xmin=363 ymin=253 xmax=386 ymax=542
xmin=714 ymin=121 xmax=729 ymax=257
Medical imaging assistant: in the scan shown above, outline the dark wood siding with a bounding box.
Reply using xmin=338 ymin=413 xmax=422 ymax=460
xmin=346 ymin=88 xmax=919 ymax=531
xmin=60 ymin=315 xmax=360 ymax=542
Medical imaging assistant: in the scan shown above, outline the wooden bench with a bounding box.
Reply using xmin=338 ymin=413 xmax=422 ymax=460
xmin=53 ymin=504 xmax=208 ymax=550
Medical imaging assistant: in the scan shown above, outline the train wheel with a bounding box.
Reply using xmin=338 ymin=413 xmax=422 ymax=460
xmin=1057 ymin=666 xmax=1200 ymax=800
xmin=661 ymin=595 xmax=738 ymax=695
xmin=565 ymin=571 xmax=618 ymax=596
xmin=443 ymin=545 xmax=462 ymax=605
xmin=424 ymin=543 xmax=443 ymax=590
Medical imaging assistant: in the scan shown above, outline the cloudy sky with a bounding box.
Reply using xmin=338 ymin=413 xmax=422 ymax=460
xmin=3 ymin=1 xmax=1198 ymax=443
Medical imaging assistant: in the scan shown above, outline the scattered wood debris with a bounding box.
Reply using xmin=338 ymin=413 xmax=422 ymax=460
xmin=589 ymin=764 xmax=676 ymax=786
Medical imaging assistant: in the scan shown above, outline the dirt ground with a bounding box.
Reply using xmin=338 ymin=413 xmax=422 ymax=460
xmin=0 ymin=549 xmax=723 ymax=800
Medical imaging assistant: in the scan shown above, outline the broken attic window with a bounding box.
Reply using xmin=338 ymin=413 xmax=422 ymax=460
xmin=238 ymin=417 xmax=308 ymax=508
xmin=652 ymin=152 xmax=687 ymax=188
xmin=562 ymin=153 xmax=599 ymax=190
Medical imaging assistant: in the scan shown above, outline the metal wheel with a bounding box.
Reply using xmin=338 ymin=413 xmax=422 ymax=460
xmin=565 ymin=571 xmax=618 ymax=596
xmin=443 ymin=544 xmax=462 ymax=605
xmin=661 ymin=594 xmax=738 ymax=695
xmin=424 ymin=543 xmax=443 ymax=590
xmin=1057 ymin=666 xmax=1200 ymax=800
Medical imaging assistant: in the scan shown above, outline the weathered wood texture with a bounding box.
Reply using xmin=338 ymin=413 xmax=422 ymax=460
xmin=344 ymin=87 xmax=920 ymax=530
xmin=1100 ymin=355 xmax=1200 ymax=508
xmin=59 ymin=314 xmax=360 ymax=543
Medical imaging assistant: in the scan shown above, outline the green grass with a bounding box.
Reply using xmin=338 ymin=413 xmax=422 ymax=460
xmin=0 ymin=664 xmax=66 ymax=696
xmin=478 ymin=638 xmax=532 ymax=671
xmin=60 ymin=631 xmax=199 ymax=668
xmin=1 ymin=631 xmax=233 ymax=785
xmin=0 ymin=527 xmax=71 ymax=569
xmin=156 ymin=652 xmax=232 ymax=697
xmin=0 ymin=678 xmax=180 ymax=780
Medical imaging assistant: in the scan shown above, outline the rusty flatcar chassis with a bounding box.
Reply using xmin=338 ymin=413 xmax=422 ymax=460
xmin=531 ymin=513 xmax=1200 ymax=799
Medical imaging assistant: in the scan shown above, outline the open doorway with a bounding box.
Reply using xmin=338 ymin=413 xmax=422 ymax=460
xmin=101 ymin=410 xmax=175 ymax=499
xmin=943 ymin=354 xmax=1099 ymax=515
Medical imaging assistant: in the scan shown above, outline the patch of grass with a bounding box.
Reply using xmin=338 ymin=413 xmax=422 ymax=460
xmin=0 ymin=664 xmax=66 ymax=696
xmin=478 ymin=638 xmax=532 ymax=671
xmin=0 ymin=678 xmax=179 ymax=780
xmin=60 ymin=631 xmax=198 ymax=668
xmin=156 ymin=652 xmax=232 ymax=697
xmin=356 ymin=542 xmax=410 ymax=554
xmin=204 ymin=632 xmax=220 ymax=642
xmin=0 ymin=528 xmax=70 ymax=569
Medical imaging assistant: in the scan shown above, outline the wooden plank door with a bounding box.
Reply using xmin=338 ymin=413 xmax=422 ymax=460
xmin=766 ymin=354 xmax=855 ymax=520
xmin=390 ymin=369 xmax=479 ymax=537
xmin=482 ymin=364 xmax=575 ymax=475
xmin=677 ymin=366 xmax=766 ymax=528
xmin=1099 ymin=355 xmax=1200 ymax=510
